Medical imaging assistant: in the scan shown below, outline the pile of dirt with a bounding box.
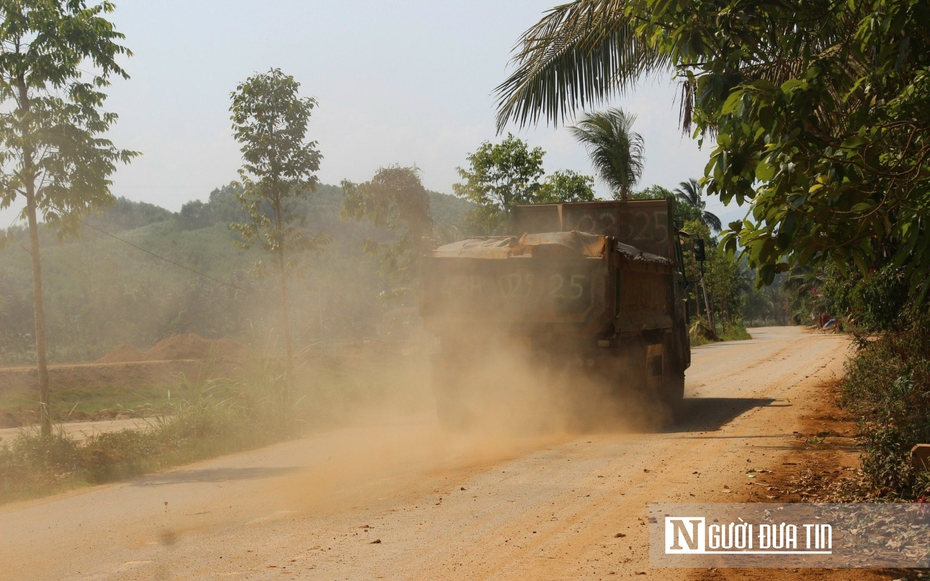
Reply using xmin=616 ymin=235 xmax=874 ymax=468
xmin=96 ymin=334 xmax=250 ymax=363
xmin=96 ymin=344 xmax=148 ymax=364
xmin=145 ymin=334 xmax=214 ymax=361
xmin=211 ymin=338 xmax=250 ymax=361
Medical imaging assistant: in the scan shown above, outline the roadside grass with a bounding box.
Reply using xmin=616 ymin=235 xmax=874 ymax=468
xmin=0 ymin=382 xmax=202 ymax=428
xmin=689 ymin=316 xmax=753 ymax=346
xmin=0 ymin=347 xmax=431 ymax=505
xmin=718 ymin=321 xmax=752 ymax=342
xmin=841 ymin=320 xmax=930 ymax=499
xmin=0 ymin=371 xmax=293 ymax=504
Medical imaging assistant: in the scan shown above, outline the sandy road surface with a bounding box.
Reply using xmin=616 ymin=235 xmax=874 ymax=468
xmin=0 ymin=327 xmax=855 ymax=580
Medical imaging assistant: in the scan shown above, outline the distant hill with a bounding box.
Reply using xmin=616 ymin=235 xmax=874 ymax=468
xmin=0 ymin=184 xmax=473 ymax=366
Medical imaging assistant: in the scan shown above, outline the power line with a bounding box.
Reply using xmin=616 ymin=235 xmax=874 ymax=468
xmin=78 ymin=219 xmax=249 ymax=292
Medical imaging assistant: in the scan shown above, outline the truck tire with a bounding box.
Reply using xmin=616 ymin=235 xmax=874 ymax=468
xmin=618 ymin=339 xmax=648 ymax=395
xmin=659 ymin=329 xmax=686 ymax=409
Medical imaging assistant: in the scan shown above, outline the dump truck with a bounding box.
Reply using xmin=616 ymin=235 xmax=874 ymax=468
xmin=420 ymin=198 xmax=696 ymax=429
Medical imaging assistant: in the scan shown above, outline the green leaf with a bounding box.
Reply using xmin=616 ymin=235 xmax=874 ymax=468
xmin=721 ymin=90 xmax=745 ymax=115
xmin=759 ymin=264 xmax=776 ymax=286
xmin=780 ymin=79 xmax=805 ymax=93
xmin=751 ymin=79 xmax=777 ymax=92
xmin=840 ymin=135 xmax=868 ymax=149
xmin=853 ymin=251 xmax=869 ymax=276
xmin=755 ymin=161 xmax=775 ymax=182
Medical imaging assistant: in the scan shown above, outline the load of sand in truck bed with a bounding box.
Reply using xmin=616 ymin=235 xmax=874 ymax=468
xmin=429 ymin=230 xmax=672 ymax=264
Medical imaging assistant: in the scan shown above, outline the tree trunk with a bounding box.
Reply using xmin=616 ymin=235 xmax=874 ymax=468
xmin=272 ymin=189 xmax=293 ymax=400
xmin=694 ymin=282 xmax=702 ymax=317
xmin=278 ymin=256 xmax=294 ymax=396
xmin=701 ymin=278 xmax=715 ymax=335
xmin=26 ymin=194 xmax=51 ymax=436
xmin=18 ymin=74 xmax=51 ymax=436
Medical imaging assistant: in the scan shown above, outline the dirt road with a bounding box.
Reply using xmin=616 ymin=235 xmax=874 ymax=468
xmin=0 ymin=327 xmax=861 ymax=580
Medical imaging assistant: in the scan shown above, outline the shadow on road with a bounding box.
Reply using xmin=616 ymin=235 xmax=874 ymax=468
xmin=133 ymin=466 xmax=300 ymax=486
xmin=665 ymin=397 xmax=777 ymax=434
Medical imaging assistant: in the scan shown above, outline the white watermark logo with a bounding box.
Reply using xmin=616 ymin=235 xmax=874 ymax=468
xmin=650 ymin=503 xmax=929 ymax=568
xmin=664 ymin=516 xmax=832 ymax=555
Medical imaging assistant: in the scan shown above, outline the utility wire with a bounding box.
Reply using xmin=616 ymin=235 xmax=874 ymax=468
xmin=79 ymin=219 xmax=249 ymax=292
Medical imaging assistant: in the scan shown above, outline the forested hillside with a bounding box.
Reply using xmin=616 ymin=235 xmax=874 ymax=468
xmin=0 ymin=184 xmax=472 ymax=366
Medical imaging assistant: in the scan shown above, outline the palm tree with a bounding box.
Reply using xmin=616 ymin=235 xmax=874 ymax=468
xmin=493 ymin=1 xmax=858 ymax=134
xmin=674 ymin=179 xmax=722 ymax=232
xmin=568 ymin=108 xmax=644 ymax=201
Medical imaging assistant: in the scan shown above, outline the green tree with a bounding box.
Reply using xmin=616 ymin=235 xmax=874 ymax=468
xmin=674 ymin=179 xmax=721 ymax=233
xmin=681 ymin=218 xmax=744 ymax=331
xmin=230 ymin=68 xmax=324 ymax=385
xmin=453 ymin=134 xmax=544 ymax=234
xmin=537 ymin=169 xmax=596 ymax=203
xmin=0 ymin=0 xmax=137 ymax=435
xmin=341 ymin=166 xmax=432 ymax=303
xmin=568 ymin=108 xmax=644 ymax=200
xmin=632 ymin=185 xmax=701 ymax=227
xmin=495 ymin=0 xmax=930 ymax=299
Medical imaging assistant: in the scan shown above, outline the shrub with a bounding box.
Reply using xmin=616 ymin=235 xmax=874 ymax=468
xmin=0 ymin=366 xmax=302 ymax=504
xmin=842 ymin=319 xmax=930 ymax=498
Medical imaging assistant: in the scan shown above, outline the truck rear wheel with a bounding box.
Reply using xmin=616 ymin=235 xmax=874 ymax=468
xmin=658 ymin=329 xmax=686 ymax=409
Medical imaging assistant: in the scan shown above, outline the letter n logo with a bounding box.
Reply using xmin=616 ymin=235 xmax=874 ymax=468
xmin=665 ymin=517 xmax=705 ymax=554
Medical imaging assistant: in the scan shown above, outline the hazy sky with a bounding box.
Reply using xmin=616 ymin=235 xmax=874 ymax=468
xmin=2 ymin=0 xmax=746 ymax=229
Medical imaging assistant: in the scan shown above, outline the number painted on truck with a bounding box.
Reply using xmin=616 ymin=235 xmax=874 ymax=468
xmin=549 ymin=274 xmax=587 ymax=300
xmin=497 ymin=273 xmax=535 ymax=298
xmin=570 ymin=274 xmax=586 ymax=299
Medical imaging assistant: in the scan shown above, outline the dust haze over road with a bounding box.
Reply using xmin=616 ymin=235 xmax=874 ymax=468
xmin=0 ymin=327 xmax=851 ymax=580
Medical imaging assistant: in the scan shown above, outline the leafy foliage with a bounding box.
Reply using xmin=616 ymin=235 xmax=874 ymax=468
xmin=673 ymin=179 xmax=721 ymax=233
xmin=230 ymin=68 xmax=325 ymax=271
xmin=0 ymin=0 xmax=137 ymax=434
xmin=568 ymin=108 xmax=644 ymax=200
xmin=494 ymin=0 xmax=669 ymax=131
xmin=496 ymin=0 xmax=930 ymax=304
xmin=230 ymin=68 xmax=325 ymax=380
xmin=178 ymin=184 xmax=248 ymax=230
xmin=0 ymin=187 xmax=471 ymax=366
xmin=537 ymin=169 xmax=596 ymax=203
xmin=453 ymin=134 xmax=597 ymax=233
xmin=453 ymin=133 xmax=545 ymax=234
xmin=682 ymin=218 xmax=746 ymax=327
xmin=825 ymin=263 xmax=910 ymax=332
xmin=0 ymin=0 xmax=137 ymax=228
xmin=741 ymin=272 xmax=792 ymax=327
xmin=341 ymin=166 xmax=433 ymax=302
xmin=842 ymin=319 xmax=930 ymax=498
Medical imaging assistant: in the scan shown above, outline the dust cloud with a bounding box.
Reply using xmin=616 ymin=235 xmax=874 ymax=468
xmin=257 ymin=323 xmax=672 ymax=520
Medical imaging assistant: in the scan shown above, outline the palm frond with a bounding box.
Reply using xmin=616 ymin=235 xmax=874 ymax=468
xmin=674 ymin=178 xmax=722 ymax=232
xmin=569 ymin=107 xmax=644 ymax=199
xmin=494 ymin=0 xmax=670 ymax=132
xmin=702 ymin=211 xmax=722 ymax=233
xmin=674 ymin=179 xmax=700 ymax=207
